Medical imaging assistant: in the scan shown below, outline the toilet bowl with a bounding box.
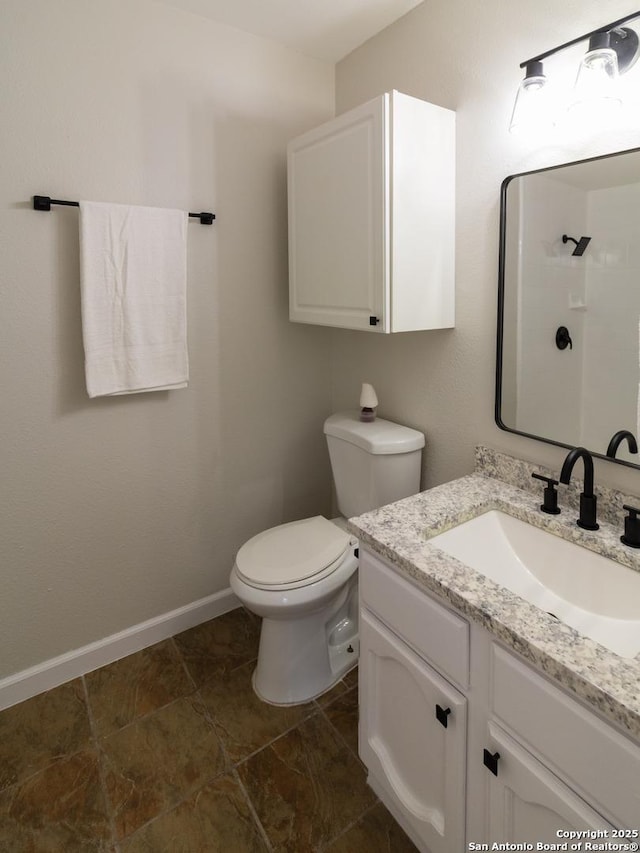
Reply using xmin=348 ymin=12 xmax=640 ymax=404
xmin=230 ymin=516 xmax=359 ymax=705
xmin=230 ymin=412 xmax=425 ymax=706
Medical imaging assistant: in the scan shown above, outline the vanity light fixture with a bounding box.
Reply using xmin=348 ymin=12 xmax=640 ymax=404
xmin=509 ymin=11 xmax=640 ymax=133
xmin=509 ymin=60 xmax=550 ymax=133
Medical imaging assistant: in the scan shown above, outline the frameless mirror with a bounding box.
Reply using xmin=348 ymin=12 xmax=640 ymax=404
xmin=496 ymin=146 xmax=640 ymax=469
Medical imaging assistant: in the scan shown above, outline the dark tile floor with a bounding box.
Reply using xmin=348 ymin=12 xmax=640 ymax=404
xmin=0 ymin=608 xmax=417 ymax=852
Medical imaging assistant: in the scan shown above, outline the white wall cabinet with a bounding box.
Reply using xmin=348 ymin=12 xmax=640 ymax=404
xmin=359 ymin=548 xmax=639 ymax=851
xmin=287 ymin=91 xmax=455 ymax=333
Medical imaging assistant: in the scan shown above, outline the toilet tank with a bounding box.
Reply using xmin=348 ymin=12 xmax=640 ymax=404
xmin=324 ymin=412 xmax=425 ymax=519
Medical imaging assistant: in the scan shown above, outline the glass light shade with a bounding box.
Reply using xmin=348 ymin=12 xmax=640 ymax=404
xmin=567 ymin=32 xmax=622 ymax=122
xmin=509 ymin=61 xmax=551 ymax=134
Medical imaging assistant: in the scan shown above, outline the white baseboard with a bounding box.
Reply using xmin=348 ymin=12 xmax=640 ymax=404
xmin=0 ymin=588 xmax=241 ymax=712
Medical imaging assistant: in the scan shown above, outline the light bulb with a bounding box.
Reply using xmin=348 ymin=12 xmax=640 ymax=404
xmin=509 ymin=61 xmax=552 ymax=134
xmin=567 ymin=31 xmax=622 ymax=124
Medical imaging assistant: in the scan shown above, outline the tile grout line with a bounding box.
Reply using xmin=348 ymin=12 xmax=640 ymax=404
xmin=231 ymin=766 xmax=275 ymax=852
xmin=113 ymin=766 xmax=230 ymax=848
xmin=85 ymin=634 xmax=208 ymax=740
xmin=316 ymin=688 xmax=361 ymax=764
xmin=317 ymin=800 xmax=382 ymax=852
xmin=111 ymin=698 xmax=285 ymax=850
xmin=169 ymin=635 xmax=199 ymax=694
xmin=112 ymin=664 xmax=263 ymax=849
xmin=178 ymin=649 xmax=321 ymax=769
xmin=0 ymin=677 xmax=116 ymax=796
xmin=232 ymin=702 xmax=320 ymax=769
xmin=110 ymin=680 xmax=232 ymax=845
xmin=92 ymin=690 xmax=191 ymax=738
xmin=216 ymin=673 xmax=357 ymax=777
xmin=80 ymin=674 xmax=121 ymax=853
xmin=231 ymin=684 xmax=380 ymax=853
xmin=107 ymin=680 xmax=232 ymax=847
xmin=100 ymin=621 xmax=270 ymax=846
xmin=191 ymin=684 xmax=236 ymax=774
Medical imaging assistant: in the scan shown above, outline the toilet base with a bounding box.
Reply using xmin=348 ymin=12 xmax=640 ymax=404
xmin=252 ymin=577 xmax=358 ymax=706
xmin=252 ymin=649 xmax=358 ymax=707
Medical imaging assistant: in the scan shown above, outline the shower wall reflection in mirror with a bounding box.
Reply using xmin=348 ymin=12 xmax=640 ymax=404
xmin=496 ymin=147 xmax=640 ymax=469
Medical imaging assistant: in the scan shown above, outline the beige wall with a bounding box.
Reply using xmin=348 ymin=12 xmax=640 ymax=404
xmin=0 ymin=0 xmax=334 ymax=677
xmin=4 ymin=0 xmax=640 ymax=682
xmin=334 ymin=0 xmax=640 ymax=495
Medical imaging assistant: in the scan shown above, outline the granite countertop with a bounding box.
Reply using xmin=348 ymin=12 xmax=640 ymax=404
xmin=347 ymin=447 xmax=640 ymax=741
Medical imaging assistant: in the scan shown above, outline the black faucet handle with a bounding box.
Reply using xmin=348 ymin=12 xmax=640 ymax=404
xmin=531 ymin=472 xmax=561 ymax=515
xmin=532 ymin=472 xmax=559 ymax=486
xmin=621 ymin=504 xmax=640 ymax=548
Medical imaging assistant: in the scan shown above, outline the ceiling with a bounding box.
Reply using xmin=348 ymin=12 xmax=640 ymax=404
xmin=156 ymin=0 xmax=423 ymax=62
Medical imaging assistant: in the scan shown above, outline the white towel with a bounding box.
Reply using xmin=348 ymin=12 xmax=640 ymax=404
xmin=79 ymin=201 xmax=188 ymax=398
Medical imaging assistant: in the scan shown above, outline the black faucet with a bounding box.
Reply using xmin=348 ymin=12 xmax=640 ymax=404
xmin=559 ymin=447 xmax=599 ymax=531
xmin=606 ymin=430 xmax=638 ymax=459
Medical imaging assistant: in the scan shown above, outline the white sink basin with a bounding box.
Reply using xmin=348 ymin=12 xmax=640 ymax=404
xmin=429 ymin=510 xmax=640 ymax=659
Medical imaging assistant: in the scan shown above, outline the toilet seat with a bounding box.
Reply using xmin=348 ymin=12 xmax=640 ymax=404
xmin=235 ymin=516 xmax=354 ymax=591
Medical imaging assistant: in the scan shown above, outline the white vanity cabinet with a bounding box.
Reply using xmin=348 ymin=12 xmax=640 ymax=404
xmin=287 ymin=91 xmax=455 ymax=333
xmin=358 ymin=547 xmax=640 ymax=851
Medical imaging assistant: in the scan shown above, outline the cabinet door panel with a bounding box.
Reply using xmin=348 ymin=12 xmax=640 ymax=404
xmin=359 ymin=610 xmax=466 ymax=853
xmin=492 ymin=644 xmax=640 ymax=826
xmin=288 ymin=96 xmax=387 ymax=331
xmin=486 ymin=724 xmax=612 ymax=843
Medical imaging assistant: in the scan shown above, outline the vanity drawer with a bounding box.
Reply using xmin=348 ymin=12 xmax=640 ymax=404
xmin=491 ymin=644 xmax=640 ymax=827
xmin=360 ymin=548 xmax=469 ymax=688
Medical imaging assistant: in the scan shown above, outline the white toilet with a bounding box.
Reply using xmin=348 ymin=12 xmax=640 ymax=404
xmin=230 ymin=411 xmax=425 ymax=705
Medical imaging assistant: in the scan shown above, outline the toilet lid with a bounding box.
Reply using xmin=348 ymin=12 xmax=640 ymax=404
xmin=235 ymin=516 xmax=351 ymax=586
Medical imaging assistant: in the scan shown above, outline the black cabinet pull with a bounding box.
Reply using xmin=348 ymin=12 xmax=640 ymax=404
xmin=435 ymin=704 xmax=451 ymax=728
xmin=483 ymin=749 xmax=500 ymax=776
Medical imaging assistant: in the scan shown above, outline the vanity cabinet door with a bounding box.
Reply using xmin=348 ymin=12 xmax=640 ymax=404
xmin=491 ymin=644 xmax=640 ymax=827
xmin=359 ymin=609 xmax=466 ymax=853
xmin=485 ymin=724 xmax=613 ymax=842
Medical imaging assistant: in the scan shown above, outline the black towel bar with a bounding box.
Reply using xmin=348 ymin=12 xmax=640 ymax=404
xmin=33 ymin=195 xmax=215 ymax=225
